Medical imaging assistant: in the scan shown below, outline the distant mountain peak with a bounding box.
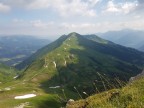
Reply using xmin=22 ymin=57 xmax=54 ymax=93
xmin=83 ymin=34 xmax=112 ymax=44
xmin=100 ymin=29 xmax=144 ymax=51
xmin=66 ymin=32 xmax=82 ymax=39
xmin=68 ymin=32 xmax=80 ymax=36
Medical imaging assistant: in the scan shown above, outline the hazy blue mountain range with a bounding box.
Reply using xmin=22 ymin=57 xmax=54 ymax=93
xmin=98 ymin=29 xmax=144 ymax=51
xmin=139 ymin=44 xmax=144 ymax=51
xmin=0 ymin=35 xmax=50 ymax=66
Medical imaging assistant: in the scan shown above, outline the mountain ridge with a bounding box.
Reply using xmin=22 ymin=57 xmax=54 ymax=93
xmin=0 ymin=32 xmax=144 ymax=107
xmin=17 ymin=32 xmax=144 ymax=95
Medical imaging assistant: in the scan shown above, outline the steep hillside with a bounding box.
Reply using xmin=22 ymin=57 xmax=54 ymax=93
xmin=18 ymin=33 xmax=144 ymax=94
xmin=0 ymin=63 xmax=17 ymax=83
xmin=16 ymin=35 xmax=68 ymax=70
xmin=66 ymin=74 xmax=144 ymax=108
xmin=0 ymin=35 xmax=50 ymax=66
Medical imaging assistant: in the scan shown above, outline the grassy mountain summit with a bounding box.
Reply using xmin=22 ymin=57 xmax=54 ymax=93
xmin=17 ymin=32 xmax=144 ymax=94
xmin=16 ymin=34 xmax=68 ymax=70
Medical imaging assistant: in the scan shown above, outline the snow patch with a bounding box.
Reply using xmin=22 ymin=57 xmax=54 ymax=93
xmin=14 ymin=94 xmax=36 ymax=99
xmin=13 ymin=75 xmax=19 ymax=79
xmin=49 ymin=86 xmax=60 ymax=89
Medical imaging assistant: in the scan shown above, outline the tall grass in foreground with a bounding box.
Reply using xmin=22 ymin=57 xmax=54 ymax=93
xmin=66 ymin=75 xmax=144 ymax=108
xmin=52 ymin=72 xmax=125 ymax=108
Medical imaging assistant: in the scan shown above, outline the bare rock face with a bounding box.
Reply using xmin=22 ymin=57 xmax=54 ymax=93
xmin=141 ymin=70 xmax=144 ymax=76
xmin=66 ymin=99 xmax=75 ymax=107
xmin=129 ymin=69 xmax=144 ymax=82
xmin=67 ymin=99 xmax=75 ymax=104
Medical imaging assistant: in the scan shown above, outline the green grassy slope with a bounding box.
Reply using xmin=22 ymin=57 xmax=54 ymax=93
xmin=0 ymin=80 xmax=63 ymax=108
xmin=66 ymin=75 xmax=144 ymax=108
xmin=18 ymin=33 xmax=144 ymax=95
xmin=0 ymin=63 xmax=17 ymax=83
xmin=16 ymin=35 xmax=68 ymax=70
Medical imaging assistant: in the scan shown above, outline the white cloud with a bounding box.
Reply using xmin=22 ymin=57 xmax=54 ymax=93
xmin=134 ymin=0 xmax=144 ymax=12
xmin=119 ymin=20 xmax=144 ymax=30
xmin=1 ymin=18 xmax=144 ymax=39
xmin=12 ymin=18 xmax=55 ymax=29
xmin=0 ymin=0 xmax=143 ymax=38
xmin=104 ymin=1 xmax=137 ymax=14
xmin=105 ymin=1 xmax=120 ymax=13
xmin=88 ymin=0 xmax=101 ymax=7
xmin=30 ymin=20 xmax=54 ymax=29
xmin=55 ymin=0 xmax=96 ymax=17
xmin=27 ymin=0 xmax=50 ymax=9
xmin=13 ymin=18 xmax=24 ymax=23
xmin=59 ymin=22 xmax=113 ymax=34
xmin=122 ymin=2 xmax=138 ymax=14
xmin=27 ymin=0 xmax=97 ymax=17
xmin=0 ymin=3 xmax=10 ymax=12
xmin=55 ymin=19 xmax=144 ymax=35
xmin=30 ymin=20 xmax=47 ymax=28
xmin=0 ymin=0 xmax=33 ymax=8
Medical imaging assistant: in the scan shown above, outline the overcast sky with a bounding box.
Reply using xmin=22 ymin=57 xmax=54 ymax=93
xmin=0 ymin=0 xmax=144 ymax=39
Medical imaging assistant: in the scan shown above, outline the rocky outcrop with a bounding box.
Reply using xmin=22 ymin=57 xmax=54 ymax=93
xmin=129 ymin=69 xmax=144 ymax=82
